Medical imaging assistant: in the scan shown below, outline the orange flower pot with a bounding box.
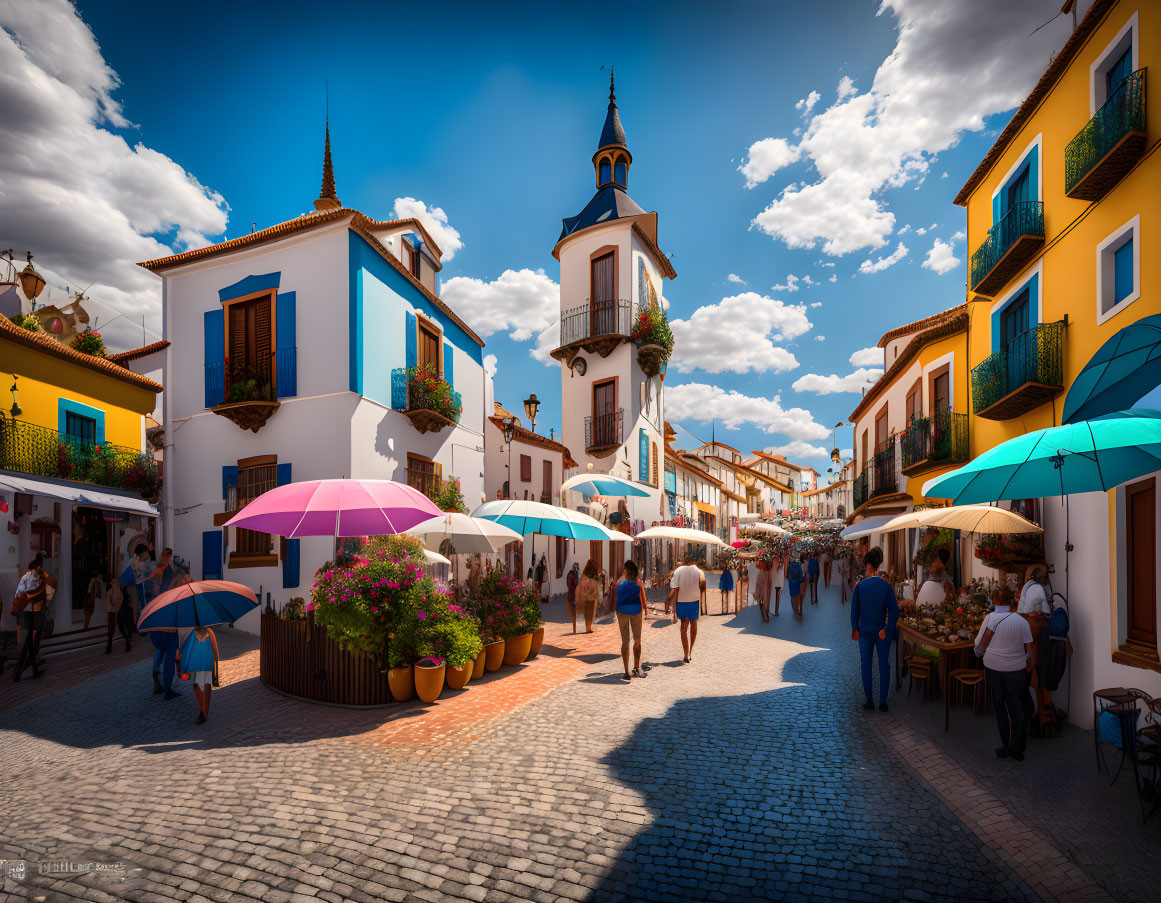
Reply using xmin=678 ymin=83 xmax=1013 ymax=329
xmin=503 ymin=632 xmax=533 ymax=666
xmin=445 ymin=662 xmax=471 ymax=691
xmin=387 ymin=665 xmax=414 ymax=703
xmin=484 ymin=640 xmax=505 ymax=672
xmin=472 ymin=647 xmax=487 ymax=679
xmin=528 ymin=627 xmax=545 ymax=658
xmin=414 ymin=662 xmax=446 ymax=703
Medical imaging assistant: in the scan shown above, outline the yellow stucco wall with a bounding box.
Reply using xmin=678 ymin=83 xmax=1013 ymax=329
xmin=3 ymin=337 xmax=157 ymax=450
xmin=961 ymin=0 xmax=1160 ymax=457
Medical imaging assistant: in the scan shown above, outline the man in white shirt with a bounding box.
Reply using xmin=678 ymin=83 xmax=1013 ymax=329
xmin=668 ymin=554 xmax=705 ymax=663
xmin=1017 ymin=565 xmax=1052 ymax=615
xmin=974 ymin=587 xmax=1034 ymax=761
xmin=915 ymin=564 xmax=948 ymax=609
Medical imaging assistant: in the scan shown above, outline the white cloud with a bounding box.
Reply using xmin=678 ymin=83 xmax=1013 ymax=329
xmin=765 ymin=441 xmax=829 ymax=460
xmin=669 ymin=292 xmax=810 ymax=374
xmin=771 ymin=274 xmax=800 ymax=293
xmin=802 ymin=274 xmax=815 ymax=286
xmin=792 ymin=368 xmax=883 ymax=394
xmin=828 ymin=274 xmax=838 ymax=283
xmin=810 ymin=301 xmax=823 ymax=308
xmin=665 ymin=383 xmax=829 ymax=441
xmin=747 ymin=0 xmax=1075 ymax=256
xmin=940 ymin=171 xmax=949 ymax=179
xmin=836 ymin=75 xmax=857 ymax=99
xmin=849 ymin=346 xmax=884 ymax=368
xmin=817 ymin=260 xmax=836 ymax=268
xmin=951 ymin=229 xmax=965 ymax=242
xmin=916 ymin=226 xmax=928 ymax=235
xmin=898 ymin=224 xmax=911 ymax=235
xmin=483 ymin=354 xmax=498 ymax=378
xmin=442 ymin=268 xmax=560 ymax=367
xmin=857 ymin=242 xmax=908 ymax=274
xmin=921 ymin=237 xmax=960 ymax=274
xmin=0 ymin=0 xmax=230 ymax=350
xmin=814 ymin=335 xmax=826 ymax=342
xmin=795 ymin=90 xmax=821 ymax=113
xmin=391 ymin=197 xmax=463 ymax=261
xmin=727 ymin=273 xmax=747 ymax=284
xmin=738 ymin=137 xmax=801 ymax=189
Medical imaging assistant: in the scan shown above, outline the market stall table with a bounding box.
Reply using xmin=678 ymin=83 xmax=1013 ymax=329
xmin=895 ymin=622 xmax=978 ymax=731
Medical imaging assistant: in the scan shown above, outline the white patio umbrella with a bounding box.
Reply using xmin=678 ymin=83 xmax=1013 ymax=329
xmin=839 ymin=514 xmax=896 ymax=541
xmin=471 ymin=499 xmax=616 ymax=540
xmin=739 ymin=522 xmax=790 ymax=536
xmin=560 ymin=472 xmax=651 ymax=498
xmin=635 ymin=525 xmax=728 ymax=548
xmin=880 ymin=505 xmax=1043 ymax=536
xmin=421 ymin=548 xmax=452 ymax=566
xmin=406 ymin=512 xmax=524 ymax=554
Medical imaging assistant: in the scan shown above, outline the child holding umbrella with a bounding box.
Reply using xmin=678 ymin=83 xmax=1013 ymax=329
xmin=180 ymin=626 xmax=220 ymax=724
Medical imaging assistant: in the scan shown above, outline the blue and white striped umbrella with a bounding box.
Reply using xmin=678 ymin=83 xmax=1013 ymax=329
xmin=560 ymin=473 xmax=651 ymax=498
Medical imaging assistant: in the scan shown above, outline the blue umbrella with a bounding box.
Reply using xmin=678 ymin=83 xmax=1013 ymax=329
xmin=471 ymin=499 xmax=615 ymax=541
xmin=137 ymin=580 xmax=259 ymax=631
xmin=1062 ymin=314 xmax=1161 ymax=424
xmin=922 ymin=410 xmax=1161 ymax=504
xmin=560 ymin=472 xmax=651 ymax=498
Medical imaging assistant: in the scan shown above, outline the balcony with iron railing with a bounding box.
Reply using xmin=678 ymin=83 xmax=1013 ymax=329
xmin=900 ymin=410 xmax=969 ymax=476
xmin=551 ymin=299 xmax=636 ymax=361
xmin=0 ymin=418 xmax=161 ymax=502
xmin=972 ymin=320 xmax=1065 ymax=420
xmin=585 ymin=409 xmax=624 ymax=454
xmin=206 ymin=350 xmax=286 ymax=432
xmin=969 ymin=201 xmax=1045 ymax=296
xmin=391 ymin=365 xmax=462 ymax=434
xmin=852 ymin=438 xmax=899 ymax=513
xmin=1065 ymin=69 xmax=1146 ymax=201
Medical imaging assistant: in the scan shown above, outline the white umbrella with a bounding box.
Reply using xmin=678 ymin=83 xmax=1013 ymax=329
xmin=739 ymin=522 xmax=790 ymax=536
xmin=636 ymin=525 xmax=728 ymax=547
xmin=422 ymin=548 xmax=452 ymax=566
xmin=737 ymin=512 xmax=763 ymax=523
xmin=406 ymin=512 xmax=524 ymax=554
xmin=840 ymin=514 xmax=897 ymax=541
xmin=881 ymin=505 xmax=1043 ymax=535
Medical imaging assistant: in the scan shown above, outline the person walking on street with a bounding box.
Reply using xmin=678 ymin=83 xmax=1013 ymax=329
xmin=850 ymin=547 xmax=899 ymax=712
xmin=566 ymin=562 xmax=580 ymax=632
xmin=179 ymin=625 xmax=220 ymax=724
xmin=771 ymin=552 xmax=785 ymax=617
xmin=615 ymin=560 xmax=648 ymax=681
xmin=1017 ymin=565 xmax=1052 ymax=615
xmin=669 ymin=554 xmax=705 ymax=663
xmin=807 ymin=551 xmax=821 ymax=604
xmin=576 ymin=560 xmax=600 ymax=633
xmin=534 ymin=555 xmax=548 ymax=603
xmin=822 ymin=546 xmax=833 ymax=588
xmin=755 ymin=560 xmax=771 ymax=622
xmin=787 ymin=553 xmax=805 ymax=618
xmin=719 ymin=565 xmax=735 ymax=614
xmin=100 ymin=572 xmax=131 ymax=654
xmin=975 ymin=587 xmax=1035 ymax=761
xmin=10 ymin=555 xmax=56 ymax=681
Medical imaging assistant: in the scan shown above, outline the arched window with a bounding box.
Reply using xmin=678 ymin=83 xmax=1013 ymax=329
xmin=613 ymin=156 xmax=627 ymax=185
xmin=598 ymin=156 xmax=612 ymax=185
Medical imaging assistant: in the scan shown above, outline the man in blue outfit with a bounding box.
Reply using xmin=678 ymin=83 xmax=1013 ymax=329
xmin=850 ymin=547 xmax=899 ymax=712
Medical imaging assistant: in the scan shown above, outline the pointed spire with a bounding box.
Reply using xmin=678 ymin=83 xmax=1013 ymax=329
xmin=314 ymin=120 xmax=341 ymax=211
xmin=598 ymin=67 xmax=627 ymax=151
xmin=609 ymin=67 xmax=616 ymax=104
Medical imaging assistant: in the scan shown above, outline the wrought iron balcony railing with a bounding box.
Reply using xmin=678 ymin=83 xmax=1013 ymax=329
xmin=969 ymin=201 xmax=1045 ymax=296
xmin=1065 ymin=68 xmax=1147 ymax=200
xmin=971 ymin=320 xmax=1065 ymax=420
xmin=900 ymin=410 xmax=969 ymax=474
xmin=391 ymin=366 xmax=462 ymax=425
xmin=852 ymin=469 xmax=869 ymax=510
xmin=585 ymin=409 xmax=624 ymax=451
xmin=559 ymin=299 xmax=636 ymax=348
xmin=0 ymin=418 xmax=161 ymax=501
xmin=872 ymin=438 xmax=898 ymax=499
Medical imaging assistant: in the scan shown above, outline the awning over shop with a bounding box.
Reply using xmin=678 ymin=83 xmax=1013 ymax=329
xmin=0 ymin=472 xmax=159 ymax=516
xmin=694 ymin=501 xmax=716 ymax=516
xmin=840 ymin=514 xmax=897 ymax=541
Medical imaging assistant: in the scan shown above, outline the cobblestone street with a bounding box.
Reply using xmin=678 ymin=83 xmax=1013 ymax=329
xmin=2 ymin=580 xmax=1158 ymax=902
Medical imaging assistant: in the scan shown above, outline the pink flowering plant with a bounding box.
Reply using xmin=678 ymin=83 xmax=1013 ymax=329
xmin=395 ymin=591 xmax=483 ymax=669
xmin=471 ymin=569 xmax=542 ymax=640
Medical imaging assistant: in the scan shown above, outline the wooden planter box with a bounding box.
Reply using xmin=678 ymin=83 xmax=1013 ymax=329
xmin=260 ymin=612 xmax=393 ymax=707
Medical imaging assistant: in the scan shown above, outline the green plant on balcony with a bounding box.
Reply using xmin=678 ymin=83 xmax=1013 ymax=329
xmin=9 ymin=313 xmax=41 ymax=332
xmin=226 ymin=365 xmax=274 ymax=403
xmin=70 ymin=330 xmax=106 ymax=357
xmin=632 ymin=305 xmax=674 ymax=377
xmin=427 ymin=477 xmax=467 ymax=514
xmin=407 ymin=363 xmax=460 ymax=422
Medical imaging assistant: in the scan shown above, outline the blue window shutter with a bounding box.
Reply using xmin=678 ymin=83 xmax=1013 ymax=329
xmin=405 ymin=312 xmax=417 ymax=369
xmin=283 ymin=538 xmax=301 ymax=589
xmin=222 ymin=465 xmax=238 ymax=502
xmin=277 ymin=462 xmax=292 ymax=486
xmin=202 ymin=530 xmax=223 ymax=580
xmin=638 ymin=257 xmax=646 ymax=304
xmin=1114 ymin=239 xmax=1134 ymax=304
xmin=276 ymin=291 xmax=297 ymax=398
xmin=639 ymin=429 xmax=649 ymax=482
xmin=204 ymin=309 xmax=224 ymax=407
xmin=443 ymin=341 xmax=454 ymax=388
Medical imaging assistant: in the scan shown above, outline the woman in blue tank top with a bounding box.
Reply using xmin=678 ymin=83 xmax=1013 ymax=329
xmin=615 ymin=560 xmax=647 ymax=681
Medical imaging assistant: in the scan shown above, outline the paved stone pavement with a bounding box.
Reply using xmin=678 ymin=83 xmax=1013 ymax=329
xmin=1 ymin=579 xmax=1157 ymax=903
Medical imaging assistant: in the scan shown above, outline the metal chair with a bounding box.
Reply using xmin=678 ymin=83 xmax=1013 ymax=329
xmin=905 ymin=656 xmax=933 ymax=701
xmin=1093 ymin=687 xmax=1132 ymax=774
xmin=949 ymin=668 xmax=987 ymax=716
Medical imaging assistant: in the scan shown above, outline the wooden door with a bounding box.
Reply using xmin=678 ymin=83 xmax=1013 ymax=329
xmin=542 ymin=459 xmax=553 ymax=503
xmin=875 ymin=410 xmax=888 ymax=451
xmin=590 ymin=252 xmax=615 ymax=335
xmin=418 ymin=321 xmax=441 ymax=374
xmin=593 ymin=380 xmax=616 ymax=447
xmin=1126 ymin=479 xmax=1157 ymax=651
xmin=933 ymin=371 xmax=950 ymax=411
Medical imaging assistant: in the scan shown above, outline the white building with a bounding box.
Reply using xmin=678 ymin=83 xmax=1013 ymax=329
xmin=139 ymin=131 xmax=488 ymax=630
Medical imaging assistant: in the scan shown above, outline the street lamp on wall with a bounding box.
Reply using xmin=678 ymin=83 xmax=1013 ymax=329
xmin=18 ymin=253 xmax=46 ymax=303
xmin=9 ymin=375 xmax=21 ymax=418
xmin=501 ymin=416 xmax=516 ymax=499
xmin=523 ymin=393 xmax=540 ymax=434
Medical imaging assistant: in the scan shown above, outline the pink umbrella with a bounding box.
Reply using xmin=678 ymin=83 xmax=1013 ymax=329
xmin=225 ymin=479 xmax=443 ymax=537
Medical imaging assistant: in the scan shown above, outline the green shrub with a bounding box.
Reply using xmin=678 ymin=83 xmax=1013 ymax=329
xmin=10 ymin=313 xmax=41 ymax=332
xmin=70 ymin=330 xmax=107 ymax=357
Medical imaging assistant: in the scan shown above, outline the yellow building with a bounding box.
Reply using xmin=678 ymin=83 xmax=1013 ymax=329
xmin=847 ymin=305 xmax=969 ymax=575
xmin=0 ymin=314 xmax=162 ymax=636
xmin=951 ymin=0 xmax=1160 ymax=716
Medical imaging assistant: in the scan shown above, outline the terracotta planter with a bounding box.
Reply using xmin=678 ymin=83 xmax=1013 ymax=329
xmin=387 ymin=665 xmax=414 ymax=703
xmin=472 ymin=647 xmax=487 ymax=679
xmin=484 ymin=640 xmax=506 ymax=672
xmin=503 ymin=632 xmax=533 ymax=666
xmin=414 ymin=662 xmax=446 ymax=703
xmin=445 ymin=662 xmax=471 ymax=691
xmin=528 ymin=627 xmax=545 ymax=658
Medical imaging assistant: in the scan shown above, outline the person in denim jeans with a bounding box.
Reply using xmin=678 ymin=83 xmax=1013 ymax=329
xmin=850 ymin=547 xmax=899 ymax=712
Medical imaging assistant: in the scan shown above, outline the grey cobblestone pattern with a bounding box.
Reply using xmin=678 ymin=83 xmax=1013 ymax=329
xmin=0 ymin=579 xmax=1141 ymax=902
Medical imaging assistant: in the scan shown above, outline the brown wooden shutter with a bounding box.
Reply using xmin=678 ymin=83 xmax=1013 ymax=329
xmin=1126 ymin=479 xmax=1157 ymax=650
xmin=229 ymin=305 xmax=246 ymax=373
xmin=255 ymin=297 xmax=272 ymax=363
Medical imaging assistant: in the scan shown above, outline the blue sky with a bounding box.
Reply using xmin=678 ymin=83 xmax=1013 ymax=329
xmin=3 ymin=0 xmax=1080 ymax=475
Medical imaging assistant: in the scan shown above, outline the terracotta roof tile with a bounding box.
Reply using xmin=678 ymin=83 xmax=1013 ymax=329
xmin=488 ymin=415 xmax=574 ymax=461
xmin=108 ymin=340 xmax=170 ymax=365
xmin=876 ymin=304 xmax=968 ymax=348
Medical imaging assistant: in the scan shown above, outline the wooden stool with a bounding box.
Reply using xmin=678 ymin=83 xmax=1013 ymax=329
xmin=949 ymin=668 xmax=987 ymax=715
xmin=905 ymin=656 xmax=932 ymax=701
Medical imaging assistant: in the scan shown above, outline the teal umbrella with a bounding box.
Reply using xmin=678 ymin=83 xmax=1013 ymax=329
xmin=921 ymin=410 xmax=1161 ymax=504
xmin=1062 ymin=314 xmax=1161 ymax=424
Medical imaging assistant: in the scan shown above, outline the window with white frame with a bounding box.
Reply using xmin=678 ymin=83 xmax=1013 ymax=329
xmin=1097 ymin=215 xmax=1140 ymax=324
xmin=1090 ymin=12 xmax=1137 ymax=113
